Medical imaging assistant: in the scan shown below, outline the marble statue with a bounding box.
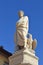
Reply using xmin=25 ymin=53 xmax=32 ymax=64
xmin=14 ymin=10 xmax=37 ymax=50
xmin=9 ymin=11 xmax=38 ymax=65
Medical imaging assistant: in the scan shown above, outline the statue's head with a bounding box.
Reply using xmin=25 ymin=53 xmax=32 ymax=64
xmin=18 ymin=10 xmax=24 ymax=18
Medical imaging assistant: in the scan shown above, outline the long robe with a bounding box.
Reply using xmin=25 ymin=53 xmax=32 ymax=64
xmin=15 ymin=16 xmax=29 ymax=46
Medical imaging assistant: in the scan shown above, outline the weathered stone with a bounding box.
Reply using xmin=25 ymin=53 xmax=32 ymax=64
xmin=9 ymin=48 xmax=38 ymax=65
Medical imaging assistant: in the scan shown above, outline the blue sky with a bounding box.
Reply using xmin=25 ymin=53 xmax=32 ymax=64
xmin=0 ymin=0 xmax=43 ymax=65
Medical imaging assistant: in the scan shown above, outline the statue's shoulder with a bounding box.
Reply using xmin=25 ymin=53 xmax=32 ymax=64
xmin=17 ymin=17 xmax=22 ymax=23
xmin=24 ymin=16 xmax=28 ymax=18
xmin=24 ymin=16 xmax=29 ymax=21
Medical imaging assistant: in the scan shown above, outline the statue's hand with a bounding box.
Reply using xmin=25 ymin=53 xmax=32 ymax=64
xmin=16 ymin=22 xmax=21 ymax=28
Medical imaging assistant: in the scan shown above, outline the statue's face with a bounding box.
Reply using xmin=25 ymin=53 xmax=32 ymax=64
xmin=18 ymin=11 xmax=24 ymax=18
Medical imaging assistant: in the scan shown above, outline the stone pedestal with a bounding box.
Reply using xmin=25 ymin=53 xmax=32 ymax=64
xmin=9 ymin=48 xmax=38 ymax=65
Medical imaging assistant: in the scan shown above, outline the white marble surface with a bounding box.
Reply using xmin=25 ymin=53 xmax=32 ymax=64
xmin=9 ymin=48 xmax=38 ymax=65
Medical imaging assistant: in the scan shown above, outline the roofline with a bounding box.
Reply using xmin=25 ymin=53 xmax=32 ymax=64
xmin=0 ymin=46 xmax=12 ymax=57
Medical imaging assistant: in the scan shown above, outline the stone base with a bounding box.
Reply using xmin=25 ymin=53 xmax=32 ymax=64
xmin=9 ymin=48 xmax=38 ymax=65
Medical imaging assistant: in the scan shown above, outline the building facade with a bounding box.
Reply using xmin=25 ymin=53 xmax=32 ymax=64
xmin=0 ymin=46 xmax=12 ymax=65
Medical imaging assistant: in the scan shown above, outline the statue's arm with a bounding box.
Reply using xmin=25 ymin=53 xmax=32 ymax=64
xmin=16 ymin=22 xmax=22 ymax=27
